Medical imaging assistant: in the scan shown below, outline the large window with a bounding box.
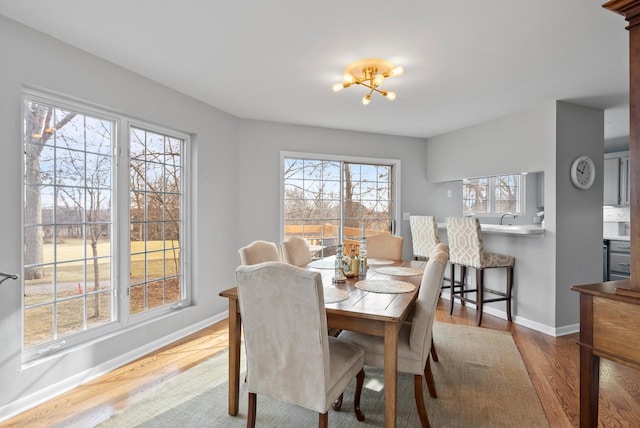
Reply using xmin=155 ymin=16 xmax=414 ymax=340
xmin=22 ymin=91 xmax=188 ymax=360
xmin=462 ymin=174 xmax=524 ymax=216
xmin=282 ymin=153 xmax=398 ymax=257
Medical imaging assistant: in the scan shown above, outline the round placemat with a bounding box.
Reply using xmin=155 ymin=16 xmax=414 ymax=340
xmin=323 ymin=287 xmax=350 ymax=303
xmin=366 ymin=258 xmax=394 ymax=265
xmin=374 ymin=266 xmax=424 ymax=276
xmin=307 ymin=256 xmax=336 ymax=270
xmin=355 ymin=279 xmax=416 ymax=294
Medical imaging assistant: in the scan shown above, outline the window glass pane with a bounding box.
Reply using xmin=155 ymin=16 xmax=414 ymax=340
xmin=129 ymin=127 xmax=184 ymax=315
xmin=463 ymin=178 xmax=489 ymax=215
xmin=23 ymin=98 xmax=115 ymax=351
xmin=283 ymin=157 xmax=395 ymax=258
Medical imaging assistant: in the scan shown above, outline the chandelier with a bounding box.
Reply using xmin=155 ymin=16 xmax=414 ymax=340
xmin=332 ymin=58 xmax=404 ymax=105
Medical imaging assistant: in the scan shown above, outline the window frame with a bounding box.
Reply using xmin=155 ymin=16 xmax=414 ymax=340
xmin=279 ymin=151 xmax=402 ymax=247
xmin=21 ymin=88 xmax=191 ymax=363
xmin=462 ymin=173 xmax=526 ymax=217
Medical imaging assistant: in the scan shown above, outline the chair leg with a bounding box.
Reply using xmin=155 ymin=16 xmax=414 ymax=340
xmin=247 ymin=392 xmax=257 ymax=428
xmin=430 ymin=336 xmax=439 ymax=362
xmin=414 ymin=374 xmax=431 ymax=428
xmin=354 ymin=368 xmax=365 ymax=421
xmin=449 ymin=263 xmax=456 ymax=315
xmin=476 ymin=269 xmax=484 ymax=326
xmin=332 ymin=393 xmax=343 ymax=411
xmin=506 ymin=266 xmax=514 ymax=322
xmin=318 ymin=411 xmax=328 ymax=428
xmin=424 ymin=356 xmax=438 ymax=398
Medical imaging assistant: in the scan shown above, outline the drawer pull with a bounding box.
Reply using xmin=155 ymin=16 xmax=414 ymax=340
xmin=618 ymin=263 xmax=631 ymax=267
xmin=618 ymin=246 xmax=631 ymax=250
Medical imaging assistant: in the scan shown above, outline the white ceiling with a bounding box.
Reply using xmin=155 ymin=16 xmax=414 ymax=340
xmin=0 ymin=0 xmax=631 ymax=144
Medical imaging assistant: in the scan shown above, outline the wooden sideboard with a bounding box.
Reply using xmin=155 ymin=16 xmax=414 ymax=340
xmin=571 ymin=280 xmax=640 ymax=427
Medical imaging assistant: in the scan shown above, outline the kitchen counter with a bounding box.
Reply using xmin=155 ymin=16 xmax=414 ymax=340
xmin=604 ymin=235 xmax=630 ymax=241
xmin=438 ymin=223 xmax=545 ymax=236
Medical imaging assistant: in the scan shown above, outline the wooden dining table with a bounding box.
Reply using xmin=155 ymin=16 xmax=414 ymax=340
xmin=219 ymin=258 xmax=426 ymax=428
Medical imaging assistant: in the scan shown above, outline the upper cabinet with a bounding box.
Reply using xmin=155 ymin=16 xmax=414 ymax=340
xmin=604 ymin=151 xmax=630 ymax=206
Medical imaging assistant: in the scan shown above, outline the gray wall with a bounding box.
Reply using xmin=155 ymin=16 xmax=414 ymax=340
xmin=424 ymin=101 xmax=604 ymax=333
xmin=554 ymin=102 xmax=604 ymax=326
xmin=0 ymin=16 xmax=238 ymax=417
xmin=236 ymin=119 xmax=431 ymax=260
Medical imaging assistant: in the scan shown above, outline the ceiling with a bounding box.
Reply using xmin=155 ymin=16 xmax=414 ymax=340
xmin=0 ymin=0 xmax=631 ymax=145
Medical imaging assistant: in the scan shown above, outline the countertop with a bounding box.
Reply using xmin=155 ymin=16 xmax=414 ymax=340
xmin=437 ymin=223 xmax=545 ymax=236
xmin=604 ymin=235 xmax=631 ymax=242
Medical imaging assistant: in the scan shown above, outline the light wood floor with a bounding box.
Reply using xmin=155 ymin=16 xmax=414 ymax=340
xmin=3 ymin=298 xmax=640 ymax=427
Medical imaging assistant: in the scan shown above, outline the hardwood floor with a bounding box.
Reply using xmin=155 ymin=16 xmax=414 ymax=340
xmin=3 ymin=298 xmax=640 ymax=427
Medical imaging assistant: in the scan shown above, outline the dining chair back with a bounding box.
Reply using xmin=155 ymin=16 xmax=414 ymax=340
xmin=235 ymin=262 xmax=366 ymax=428
xmin=339 ymin=250 xmax=449 ymax=428
xmin=409 ymin=216 xmax=440 ymax=260
xmin=238 ymin=240 xmax=281 ymax=265
xmin=366 ymin=233 xmax=403 ymax=260
xmin=281 ymin=236 xmax=313 ymax=267
xmin=445 ymin=217 xmax=515 ymax=326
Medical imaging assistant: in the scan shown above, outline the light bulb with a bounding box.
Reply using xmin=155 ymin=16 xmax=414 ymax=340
xmin=332 ymin=82 xmax=345 ymax=92
xmin=385 ymin=91 xmax=396 ymax=101
xmin=343 ymin=73 xmax=355 ymax=84
xmin=373 ymin=74 xmax=384 ymax=86
xmin=362 ymin=94 xmax=371 ymax=105
xmin=391 ymin=66 xmax=404 ymax=77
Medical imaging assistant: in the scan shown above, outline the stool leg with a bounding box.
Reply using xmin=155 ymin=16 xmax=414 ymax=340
xmin=476 ymin=268 xmax=484 ymax=326
xmin=506 ymin=266 xmax=514 ymax=322
xmin=460 ymin=266 xmax=467 ymax=306
xmin=449 ymin=263 xmax=456 ymax=315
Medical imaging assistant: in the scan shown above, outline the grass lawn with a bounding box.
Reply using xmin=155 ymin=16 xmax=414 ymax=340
xmin=24 ymin=238 xmax=181 ymax=348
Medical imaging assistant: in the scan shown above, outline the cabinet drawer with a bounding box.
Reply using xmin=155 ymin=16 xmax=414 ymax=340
xmin=610 ymin=240 xmax=631 ymax=253
xmin=610 ymin=253 xmax=631 ymax=274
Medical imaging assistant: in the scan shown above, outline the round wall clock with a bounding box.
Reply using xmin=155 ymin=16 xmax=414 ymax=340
xmin=570 ymin=155 xmax=595 ymax=189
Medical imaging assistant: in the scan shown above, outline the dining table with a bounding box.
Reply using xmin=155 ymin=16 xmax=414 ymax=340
xmin=219 ymin=257 xmax=427 ymax=428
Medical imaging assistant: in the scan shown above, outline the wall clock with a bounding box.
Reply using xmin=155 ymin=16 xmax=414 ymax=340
xmin=570 ymin=155 xmax=595 ymax=189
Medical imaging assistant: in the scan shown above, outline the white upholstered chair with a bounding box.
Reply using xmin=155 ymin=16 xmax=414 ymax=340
xmin=238 ymin=240 xmax=281 ymax=265
xmin=339 ymin=250 xmax=449 ymax=428
xmin=445 ymin=217 xmax=515 ymax=326
xmin=235 ymin=262 xmax=366 ymax=428
xmin=409 ymin=215 xmax=440 ymax=260
xmin=281 ymin=236 xmax=313 ymax=267
xmin=366 ymin=233 xmax=403 ymax=260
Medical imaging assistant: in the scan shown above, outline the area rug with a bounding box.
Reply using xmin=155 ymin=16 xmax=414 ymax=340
xmin=100 ymin=323 xmax=549 ymax=427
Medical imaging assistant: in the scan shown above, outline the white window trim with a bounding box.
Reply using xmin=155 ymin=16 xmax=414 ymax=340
xmin=279 ymin=151 xmax=402 ymax=242
xmin=21 ymin=88 xmax=192 ymax=363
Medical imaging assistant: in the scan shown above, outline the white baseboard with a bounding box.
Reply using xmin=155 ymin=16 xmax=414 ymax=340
xmin=0 ymin=312 xmax=228 ymax=423
xmin=441 ymin=293 xmax=580 ymax=337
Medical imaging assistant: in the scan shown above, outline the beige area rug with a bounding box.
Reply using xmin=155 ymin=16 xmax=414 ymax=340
xmin=99 ymin=323 xmax=549 ymax=427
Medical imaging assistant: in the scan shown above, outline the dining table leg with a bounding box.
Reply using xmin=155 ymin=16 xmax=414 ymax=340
xmin=384 ymin=321 xmax=400 ymax=428
xmin=228 ymin=298 xmax=242 ymax=416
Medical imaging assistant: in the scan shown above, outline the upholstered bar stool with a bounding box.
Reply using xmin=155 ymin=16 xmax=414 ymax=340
xmin=445 ymin=217 xmax=515 ymax=326
xmin=409 ymin=215 xmax=440 ymax=260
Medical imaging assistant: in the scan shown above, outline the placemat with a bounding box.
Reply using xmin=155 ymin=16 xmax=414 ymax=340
xmin=366 ymin=258 xmax=394 ymax=265
xmin=307 ymin=256 xmax=336 ymax=270
xmin=355 ymin=279 xmax=417 ymax=294
xmin=374 ymin=266 xmax=424 ymax=276
xmin=323 ymin=287 xmax=350 ymax=303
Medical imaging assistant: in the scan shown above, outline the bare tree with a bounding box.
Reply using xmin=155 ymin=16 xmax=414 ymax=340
xmin=23 ymin=102 xmax=76 ymax=280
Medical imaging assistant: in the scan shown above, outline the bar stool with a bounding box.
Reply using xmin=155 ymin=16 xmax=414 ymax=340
xmin=445 ymin=217 xmax=515 ymax=326
xmin=409 ymin=215 xmax=440 ymax=260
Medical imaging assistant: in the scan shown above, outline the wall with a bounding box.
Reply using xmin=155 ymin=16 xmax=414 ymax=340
xmin=0 ymin=16 xmax=238 ymax=419
xmin=236 ymin=119 xmax=431 ymax=260
xmin=554 ymin=102 xmax=604 ymax=327
xmin=425 ymin=103 xmax=558 ymax=331
xmin=424 ymin=102 xmax=605 ymax=333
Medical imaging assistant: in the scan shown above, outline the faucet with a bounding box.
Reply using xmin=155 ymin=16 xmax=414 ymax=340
xmin=500 ymin=212 xmax=517 ymax=225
